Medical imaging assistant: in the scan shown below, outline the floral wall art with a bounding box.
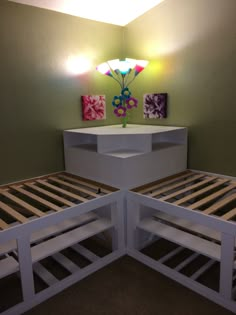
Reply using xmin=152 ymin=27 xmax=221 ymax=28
xmin=143 ymin=93 xmax=167 ymax=119
xmin=81 ymin=95 xmax=106 ymax=120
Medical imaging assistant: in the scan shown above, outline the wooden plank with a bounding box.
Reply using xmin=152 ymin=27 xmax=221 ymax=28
xmin=160 ymin=176 xmax=218 ymax=201
xmin=0 ymin=256 xmax=19 ymax=279
xmin=25 ymin=183 xmax=75 ymax=207
xmin=153 ymin=212 xmax=220 ymax=241
xmin=59 ymin=174 xmax=112 ymax=194
xmin=0 ymin=218 xmax=9 ymax=230
xmin=12 ymin=185 xmax=62 ymax=212
xmin=49 ymin=177 xmax=98 ymax=198
xmin=174 ymin=252 xmax=199 ymax=272
xmin=158 ymin=246 xmax=184 ymax=264
xmin=204 ymin=193 xmax=236 ymax=215
xmin=222 ymin=208 xmax=236 ymax=221
xmin=189 ymin=184 xmax=236 ymax=210
xmin=52 ymin=252 xmax=80 ymax=273
xmin=138 ymin=218 xmax=222 ymax=262
xmin=31 ymin=218 xmax=112 ymax=263
xmin=0 ymin=212 xmax=97 ymax=256
xmin=0 ymin=189 xmax=45 ymax=218
xmin=72 ymin=243 xmax=100 ymax=262
xmin=33 ymin=262 xmax=59 ymax=286
xmin=138 ymin=170 xmax=194 ymax=194
xmin=0 ymin=200 xmax=28 ymax=223
xmin=191 ymin=260 xmax=216 ymax=281
xmin=174 ymin=179 xmax=229 ymax=206
xmin=151 ymin=174 xmax=205 ymax=198
xmin=37 ymin=180 xmax=88 ymax=203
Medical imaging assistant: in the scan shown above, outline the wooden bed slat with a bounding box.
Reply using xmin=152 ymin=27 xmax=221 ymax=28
xmin=59 ymin=174 xmax=112 ymax=194
xmin=52 ymin=252 xmax=80 ymax=273
xmin=222 ymin=208 xmax=236 ymax=221
xmin=174 ymin=179 xmax=229 ymax=206
xmin=0 ymin=218 xmax=9 ymax=230
xmin=0 ymin=200 xmax=28 ymax=223
xmin=160 ymin=176 xmax=218 ymax=201
xmin=25 ymin=183 xmax=75 ymax=207
xmin=72 ymin=243 xmax=100 ymax=262
xmin=151 ymin=174 xmax=205 ymax=197
xmin=188 ymin=184 xmax=236 ymax=210
xmin=33 ymin=262 xmax=59 ymax=286
xmin=12 ymin=185 xmax=62 ymax=212
xmin=0 ymin=189 xmax=45 ymax=218
xmin=37 ymin=180 xmax=88 ymax=203
xmin=138 ymin=170 xmax=194 ymax=194
xmin=204 ymin=193 xmax=236 ymax=215
xmin=49 ymin=177 xmax=98 ymax=198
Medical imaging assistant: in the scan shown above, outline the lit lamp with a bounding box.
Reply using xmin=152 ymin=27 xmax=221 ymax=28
xmin=96 ymin=58 xmax=148 ymax=127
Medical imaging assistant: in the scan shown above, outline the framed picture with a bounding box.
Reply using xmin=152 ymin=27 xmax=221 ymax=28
xmin=143 ymin=93 xmax=167 ymax=119
xmin=81 ymin=95 xmax=106 ymax=120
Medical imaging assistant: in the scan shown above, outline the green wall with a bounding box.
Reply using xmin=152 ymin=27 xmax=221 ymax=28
xmin=1 ymin=0 xmax=236 ymax=184
xmin=0 ymin=0 xmax=123 ymax=184
xmin=124 ymin=0 xmax=236 ymax=176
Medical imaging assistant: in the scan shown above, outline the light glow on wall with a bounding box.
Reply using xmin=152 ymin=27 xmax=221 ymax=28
xmin=66 ymin=55 xmax=92 ymax=75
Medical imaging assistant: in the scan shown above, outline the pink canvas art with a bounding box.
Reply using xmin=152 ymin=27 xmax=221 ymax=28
xmin=81 ymin=95 xmax=106 ymax=120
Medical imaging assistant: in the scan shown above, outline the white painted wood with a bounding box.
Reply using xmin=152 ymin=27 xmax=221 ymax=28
xmin=0 ymin=256 xmax=18 ymax=279
xmin=153 ymin=212 xmax=221 ymax=242
xmin=2 ymin=250 xmax=124 ymax=315
xmin=158 ymin=246 xmax=184 ymax=264
xmin=138 ymin=218 xmax=222 ymax=262
xmin=191 ymin=259 xmax=216 ymax=281
xmin=220 ymin=233 xmax=235 ymax=299
xmin=111 ymin=196 xmax=126 ymax=251
xmin=17 ymin=235 xmax=35 ymax=301
xmin=174 ymin=252 xmax=199 ymax=272
xmin=72 ymin=244 xmax=99 ymax=262
xmin=64 ymin=125 xmax=187 ymax=189
xmin=33 ymin=262 xmax=59 ymax=286
xmin=128 ymin=249 xmax=236 ymax=314
xmin=126 ymin=199 xmax=141 ymax=250
xmin=97 ymin=134 xmax=152 ymax=154
xmin=128 ymin=191 xmax=236 ymax=235
xmin=31 ymin=218 xmax=112 ymax=263
xmin=52 ymin=252 xmax=80 ymax=273
xmin=0 ymin=212 xmax=97 ymax=256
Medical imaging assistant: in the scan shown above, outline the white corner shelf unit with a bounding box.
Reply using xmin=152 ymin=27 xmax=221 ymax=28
xmin=63 ymin=124 xmax=188 ymax=189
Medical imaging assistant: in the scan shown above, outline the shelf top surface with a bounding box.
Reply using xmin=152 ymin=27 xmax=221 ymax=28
xmin=65 ymin=124 xmax=186 ymax=136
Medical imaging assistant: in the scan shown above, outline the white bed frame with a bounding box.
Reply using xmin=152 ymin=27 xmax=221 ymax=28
xmin=0 ymin=172 xmax=125 ymax=315
xmin=1 ymin=169 xmax=236 ymax=314
xmin=127 ymin=170 xmax=236 ymax=313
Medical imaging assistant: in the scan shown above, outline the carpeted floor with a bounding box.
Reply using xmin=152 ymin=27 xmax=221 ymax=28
xmin=25 ymin=255 xmax=234 ymax=315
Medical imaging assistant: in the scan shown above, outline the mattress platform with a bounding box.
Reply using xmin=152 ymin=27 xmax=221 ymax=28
xmin=0 ymin=172 xmax=124 ymax=315
xmin=127 ymin=170 xmax=236 ymax=313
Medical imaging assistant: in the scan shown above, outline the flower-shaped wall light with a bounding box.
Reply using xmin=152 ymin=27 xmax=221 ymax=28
xmin=96 ymin=58 xmax=148 ymax=127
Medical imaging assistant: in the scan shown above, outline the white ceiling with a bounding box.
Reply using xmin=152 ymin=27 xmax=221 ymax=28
xmin=9 ymin=0 xmax=164 ymax=26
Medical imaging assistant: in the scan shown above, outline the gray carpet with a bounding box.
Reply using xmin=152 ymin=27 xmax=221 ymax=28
xmin=25 ymin=256 xmax=234 ymax=315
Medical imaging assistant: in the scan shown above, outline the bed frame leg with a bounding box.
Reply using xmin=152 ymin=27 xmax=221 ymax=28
xmin=220 ymin=232 xmax=234 ymax=299
xmin=17 ymin=235 xmax=35 ymax=301
xmin=127 ymin=197 xmax=140 ymax=251
xmin=111 ymin=194 xmax=125 ymax=252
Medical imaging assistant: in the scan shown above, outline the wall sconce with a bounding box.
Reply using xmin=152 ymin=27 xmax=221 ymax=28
xmin=96 ymin=58 xmax=148 ymax=127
